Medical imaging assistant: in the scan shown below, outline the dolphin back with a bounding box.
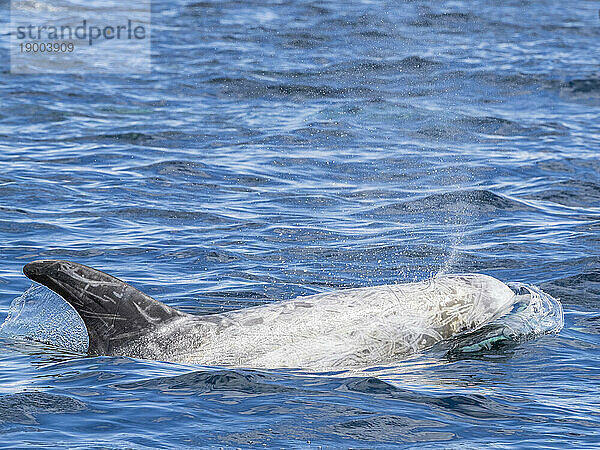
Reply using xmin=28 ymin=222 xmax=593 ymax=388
xmin=23 ymin=260 xmax=188 ymax=356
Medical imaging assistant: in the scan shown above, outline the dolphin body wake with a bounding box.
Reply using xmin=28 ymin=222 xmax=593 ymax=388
xmin=20 ymin=260 xmax=563 ymax=370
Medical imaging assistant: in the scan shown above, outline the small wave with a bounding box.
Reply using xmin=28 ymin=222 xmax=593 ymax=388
xmin=526 ymin=180 xmax=600 ymax=208
xmin=132 ymin=160 xmax=210 ymax=177
xmin=0 ymin=220 xmax=64 ymax=235
xmin=326 ymin=414 xmax=453 ymax=443
xmin=206 ymin=76 xmax=376 ymax=99
xmin=368 ymin=190 xmax=534 ymax=216
xmin=0 ymin=392 xmax=86 ymax=425
xmin=343 ymin=377 xmax=512 ymax=421
xmin=561 ymin=78 xmax=600 ymax=97
xmin=411 ymin=12 xmax=476 ymax=26
xmin=457 ymin=115 xmax=567 ymax=138
xmin=97 ymin=132 xmax=154 ymax=143
xmin=115 ymin=370 xmax=294 ymax=395
xmin=541 ymin=268 xmax=600 ymax=307
xmin=323 ymin=57 xmax=441 ymax=75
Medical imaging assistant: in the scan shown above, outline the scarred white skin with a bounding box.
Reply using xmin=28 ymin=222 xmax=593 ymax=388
xmin=22 ymin=261 xmax=526 ymax=371
xmin=131 ymin=274 xmax=516 ymax=370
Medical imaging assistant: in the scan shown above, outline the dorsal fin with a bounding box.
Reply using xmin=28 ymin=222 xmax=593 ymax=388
xmin=23 ymin=260 xmax=188 ymax=356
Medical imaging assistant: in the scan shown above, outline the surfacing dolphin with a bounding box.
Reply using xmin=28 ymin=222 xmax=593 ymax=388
xmin=22 ymin=260 xmax=547 ymax=370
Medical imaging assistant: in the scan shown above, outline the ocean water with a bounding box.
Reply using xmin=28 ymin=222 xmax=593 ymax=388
xmin=0 ymin=0 xmax=599 ymax=447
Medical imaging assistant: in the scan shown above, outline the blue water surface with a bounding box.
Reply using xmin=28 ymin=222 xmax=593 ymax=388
xmin=0 ymin=0 xmax=599 ymax=447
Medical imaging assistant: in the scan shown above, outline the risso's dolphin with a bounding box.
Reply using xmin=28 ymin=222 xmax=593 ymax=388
xmin=23 ymin=259 xmax=535 ymax=369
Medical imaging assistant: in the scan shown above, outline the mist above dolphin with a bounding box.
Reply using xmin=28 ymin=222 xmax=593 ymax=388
xmin=21 ymin=260 xmax=562 ymax=370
